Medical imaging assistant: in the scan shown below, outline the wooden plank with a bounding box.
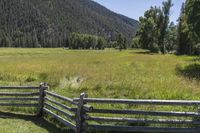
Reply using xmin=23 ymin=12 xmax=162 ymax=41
xmin=73 ymin=98 xmax=200 ymax=106
xmin=44 ymin=102 xmax=75 ymax=120
xmin=37 ymin=83 xmax=46 ymax=117
xmin=86 ymin=116 xmax=200 ymax=125
xmin=0 ymin=92 xmax=39 ymax=96
xmin=45 ymin=91 xmax=92 ymax=112
xmin=45 ymin=97 xmax=74 ymax=112
xmin=76 ymin=93 xmax=86 ymax=133
xmin=45 ymin=91 xmax=77 ymax=105
xmin=0 ymin=98 xmax=39 ymax=101
xmin=88 ymin=124 xmax=200 ymax=133
xmin=0 ymin=102 xmax=38 ymax=107
xmin=91 ymin=109 xmax=199 ymax=117
xmin=0 ymin=86 xmax=41 ymax=89
xmin=43 ymin=108 xmax=76 ymax=130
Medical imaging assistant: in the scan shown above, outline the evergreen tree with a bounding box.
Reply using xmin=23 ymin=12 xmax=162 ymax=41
xmin=177 ymin=1 xmax=200 ymax=55
xmin=1 ymin=35 xmax=11 ymax=47
xmin=32 ymin=29 xmax=39 ymax=48
xmin=177 ymin=3 xmax=190 ymax=55
xmin=185 ymin=0 xmax=200 ymax=38
xmin=117 ymin=33 xmax=124 ymax=51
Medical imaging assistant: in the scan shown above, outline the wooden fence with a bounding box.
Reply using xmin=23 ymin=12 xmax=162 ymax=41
xmin=1 ymin=83 xmax=200 ymax=133
xmin=73 ymin=98 xmax=200 ymax=133
xmin=0 ymin=85 xmax=43 ymax=109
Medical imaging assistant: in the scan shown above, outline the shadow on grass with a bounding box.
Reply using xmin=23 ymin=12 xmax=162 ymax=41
xmin=0 ymin=111 xmax=74 ymax=133
xmin=176 ymin=63 xmax=200 ymax=80
xmin=130 ymin=51 xmax=155 ymax=55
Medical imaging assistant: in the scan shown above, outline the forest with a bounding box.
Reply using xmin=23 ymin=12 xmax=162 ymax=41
xmin=0 ymin=0 xmax=138 ymax=48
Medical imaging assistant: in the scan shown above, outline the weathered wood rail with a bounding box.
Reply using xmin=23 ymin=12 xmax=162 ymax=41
xmin=0 ymin=85 xmax=43 ymax=108
xmin=73 ymin=98 xmax=200 ymax=133
xmin=1 ymin=83 xmax=200 ymax=133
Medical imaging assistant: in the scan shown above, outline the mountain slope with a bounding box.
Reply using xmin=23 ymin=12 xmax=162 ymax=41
xmin=0 ymin=0 xmax=139 ymax=47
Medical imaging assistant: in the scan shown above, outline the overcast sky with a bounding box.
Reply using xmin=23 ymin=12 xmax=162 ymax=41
xmin=93 ymin=0 xmax=186 ymax=23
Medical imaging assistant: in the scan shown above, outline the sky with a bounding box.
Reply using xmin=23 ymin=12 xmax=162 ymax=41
xmin=93 ymin=0 xmax=185 ymax=24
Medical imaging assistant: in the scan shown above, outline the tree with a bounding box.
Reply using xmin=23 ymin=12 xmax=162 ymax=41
xmin=97 ymin=38 xmax=105 ymax=50
xmin=185 ymin=0 xmax=200 ymax=55
xmin=135 ymin=0 xmax=174 ymax=54
xmin=165 ymin=22 xmax=177 ymax=52
xmin=32 ymin=29 xmax=39 ymax=48
xmin=177 ymin=3 xmax=190 ymax=55
xmin=177 ymin=1 xmax=200 ymax=55
xmin=132 ymin=37 xmax=140 ymax=48
xmin=123 ymin=37 xmax=127 ymax=49
xmin=159 ymin=0 xmax=173 ymax=54
xmin=69 ymin=33 xmax=107 ymax=50
xmin=116 ymin=33 xmax=124 ymax=51
xmin=185 ymin=0 xmax=200 ymax=38
xmin=137 ymin=6 xmax=162 ymax=53
xmin=1 ymin=35 xmax=11 ymax=47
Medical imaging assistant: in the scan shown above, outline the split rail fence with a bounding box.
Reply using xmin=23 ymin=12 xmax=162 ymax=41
xmin=1 ymin=83 xmax=200 ymax=133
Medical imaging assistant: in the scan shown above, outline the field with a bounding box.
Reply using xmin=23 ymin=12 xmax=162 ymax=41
xmin=0 ymin=48 xmax=199 ymax=99
xmin=0 ymin=48 xmax=199 ymax=132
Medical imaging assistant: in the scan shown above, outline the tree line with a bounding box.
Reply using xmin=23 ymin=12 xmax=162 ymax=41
xmin=133 ymin=0 xmax=200 ymax=55
xmin=0 ymin=30 xmax=69 ymax=48
xmin=69 ymin=33 xmax=106 ymax=50
xmin=69 ymin=32 xmax=127 ymax=50
xmin=0 ymin=30 xmax=128 ymax=50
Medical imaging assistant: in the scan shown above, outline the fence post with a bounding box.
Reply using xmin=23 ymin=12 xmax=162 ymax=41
xmin=37 ymin=82 xmax=47 ymax=117
xmin=76 ymin=93 xmax=87 ymax=133
xmin=198 ymin=108 xmax=200 ymax=128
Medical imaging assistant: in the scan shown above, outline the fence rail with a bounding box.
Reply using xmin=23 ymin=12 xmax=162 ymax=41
xmin=0 ymin=86 xmax=42 ymax=89
xmin=73 ymin=98 xmax=200 ymax=106
xmin=0 ymin=84 xmax=41 ymax=109
xmin=1 ymin=83 xmax=200 ymax=133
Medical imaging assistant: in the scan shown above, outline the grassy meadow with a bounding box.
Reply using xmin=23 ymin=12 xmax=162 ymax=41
xmin=0 ymin=48 xmax=199 ymax=132
xmin=0 ymin=48 xmax=199 ymax=99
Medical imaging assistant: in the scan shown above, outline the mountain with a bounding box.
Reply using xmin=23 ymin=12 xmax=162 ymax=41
xmin=0 ymin=0 xmax=139 ymax=47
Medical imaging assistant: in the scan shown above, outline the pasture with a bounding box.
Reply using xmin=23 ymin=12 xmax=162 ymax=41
xmin=0 ymin=48 xmax=199 ymax=132
xmin=0 ymin=48 xmax=199 ymax=99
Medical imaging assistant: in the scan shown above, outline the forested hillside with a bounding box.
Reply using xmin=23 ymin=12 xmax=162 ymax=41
xmin=0 ymin=0 xmax=139 ymax=48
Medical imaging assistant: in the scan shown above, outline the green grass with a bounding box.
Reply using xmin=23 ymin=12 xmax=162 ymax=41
xmin=0 ymin=48 xmax=199 ymax=99
xmin=0 ymin=48 xmax=199 ymax=132
xmin=0 ymin=111 xmax=71 ymax=133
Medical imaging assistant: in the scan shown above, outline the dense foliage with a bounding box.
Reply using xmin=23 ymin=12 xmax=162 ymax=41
xmin=69 ymin=33 xmax=106 ymax=50
xmin=176 ymin=3 xmax=191 ymax=55
xmin=135 ymin=0 xmax=173 ymax=53
xmin=0 ymin=0 xmax=139 ymax=48
xmin=116 ymin=33 xmax=127 ymax=51
xmin=185 ymin=0 xmax=200 ymax=55
xmin=134 ymin=0 xmax=200 ymax=55
xmin=176 ymin=0 xmax=200 ymax=55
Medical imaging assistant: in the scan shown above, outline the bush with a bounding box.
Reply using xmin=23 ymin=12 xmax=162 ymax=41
xmin=194 ymin=43 xmax=200 ymax=55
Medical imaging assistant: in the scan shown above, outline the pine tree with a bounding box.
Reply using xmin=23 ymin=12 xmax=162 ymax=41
xmin=116 ymin=33 xmax=124 ymax=51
